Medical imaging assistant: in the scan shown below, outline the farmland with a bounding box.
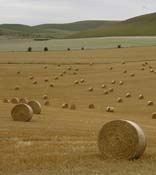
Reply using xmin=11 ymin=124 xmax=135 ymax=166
xmin=0 ymin=46 xmax=156 ymax=174
xmin=0 ymin=36 xmax=156 ymax=52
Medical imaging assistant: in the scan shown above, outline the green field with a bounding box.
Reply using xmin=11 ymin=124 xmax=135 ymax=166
xmin=0 ymin=37 xmax=156 ymax=52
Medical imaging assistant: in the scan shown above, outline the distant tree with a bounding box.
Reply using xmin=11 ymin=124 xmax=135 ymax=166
xmin=44 ymin=47 xmax=48 ymax=52
xmin=67 ymin=48 xmax=71 ymax=51
xmin=28 ymin=47 xmax=32 ymax=52
xmin=81 ymin=47 xmax=84 ymax=50
xmin=117 ymin=44 xmax=121 ymax=48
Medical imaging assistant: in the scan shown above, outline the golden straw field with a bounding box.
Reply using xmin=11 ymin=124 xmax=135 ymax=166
xmin=0 ymin=46 xmax=156 ymax=175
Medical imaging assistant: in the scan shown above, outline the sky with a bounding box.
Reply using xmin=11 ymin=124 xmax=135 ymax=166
xmin=0 ymin=0 xmax=155 ymax=25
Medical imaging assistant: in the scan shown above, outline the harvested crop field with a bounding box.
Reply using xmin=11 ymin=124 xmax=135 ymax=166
xmin=0 ymin=46 xmax=156 ymax=175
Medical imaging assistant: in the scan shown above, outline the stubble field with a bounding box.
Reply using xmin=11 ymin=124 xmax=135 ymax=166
xmin=0 ymin=46 xmax=156 ymax=175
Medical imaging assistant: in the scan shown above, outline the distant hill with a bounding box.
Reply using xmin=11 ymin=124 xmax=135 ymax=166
xmin=0 ymin=12 xmax=155 ymax=39
xmin=0 ymin=21 xmax=119 ymax=39
xmin=68 ymin=12 xmax=156 ymax=38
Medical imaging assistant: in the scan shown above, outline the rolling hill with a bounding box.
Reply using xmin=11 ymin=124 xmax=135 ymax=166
xmin=0 ymin=21 xmax=119 ymax=39
xmin=0 ymin=12 xmax=155 ymax=39
xmin=68 ymin=12 xmax=156 ymax=38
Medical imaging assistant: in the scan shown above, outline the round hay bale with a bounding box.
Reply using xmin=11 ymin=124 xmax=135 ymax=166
xmin=17 ymin=71 xmax=21 ymax=75
xmin=19 ymin=98 xmax=28 ymax=104
xmin=119 ymin=81 xmax=124 ymax=85
xmin=11 ymin=103 xmax=33 ymax=122
xmin=28 ymin=100 xmax=41 ymax=114
xmin=74 ymin=68 xmax=79 ymax=71
xmin=130 ymin=73 xmax=135 ymax=77
xmin=63 ymin=70 xmax=66 ymax=74
xmin=140 ymin=67 xmax=144 ymax=71
xmin=11 ymin=97 xmax=19 ymax=104
xmin=14 ymin=86 xmax=20 ymax=91
xmin=89 ymin=62 xmax=93 ymax=66
xmin=125 ymin=92 xmax=131 ymax=98
xmin=106 ymin=106 xmax=114 ymax=113
xmin=44 ymin=100 xmax=50 ymax=106
xmin=29 ymin=76 xmax=34 ymax=80
xmin=145 ymin=61 xmax=148 ymax=65
xmin=70 ymin=104 xmax=76 ymax=110
xmin=42 ymin=95 xmax=48 ymax=100
xmin=123 ymin=70 xmax=127 ymax=74
xmin=150 ymin=69 xmax=154 ymax=73
xmin=98 ymin=120 xmax=146 ymax=160
xmin=152 ymin=112 xmax=156 ymax=119
xmin=33 ymin=80 xmax=37 ymax=85
xmin=49 ymin=83 xmax=54 ymax=87
xmin=3 ymin=98 xmax=10 ymax=103
xmin=147 ymin=101 xmax=153 ymax=106
xmin=62 ymin=103 xmax=68 ymax=109
xmin=109 ymin=88 xmax=114 ymax=93
xmin=109 ymin=67 xmax=113 ymax=70
xmin=122 ymin=61 xmax=126 ymax=64
xmin=80 ymin=78 xmax=85 ymax=83
xmin=149 ymin=65 xmax=152 ymax=69
xmin=89 ymin=104 xmax=95 ymax=109
xmin=67 ymin=66 xmax=72 ymax=70
xmin=111 ymin=80 xmax=116 ymax=85
xmin=73 ymin=72 xmax=77 ymax=75
xmin=74 ymin=80 xmax=79 ymax=85
xmin=104 ymin=90 xmax=109 ymax=95
xmin=88 ymin=87 xmax=94 ymax=92
xmin=44 ymin=78 xmax=49 ymax=82
xmin=142 ymin=63 xmax=146 ymax=67
xmin=59 ymin=73 xmax=63 ymax=77
xmin=54 ymin=76 xmax=59 ymax=80
xmin=138 ymin=94 xmax=144 ymax=100
xmin=154 ymin=71 xmax=156 ymax=74
xmin=44 ymin=65 xmax=48 ymax=69
xmin=117 ymin=97 xmax=123 ymax=103
xmin=101 ymin=84 xmax=106 ymax=89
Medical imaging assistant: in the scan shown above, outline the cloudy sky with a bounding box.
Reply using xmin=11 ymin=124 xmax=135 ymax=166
xmin=0 ymin=0 xmax=155 ymax=25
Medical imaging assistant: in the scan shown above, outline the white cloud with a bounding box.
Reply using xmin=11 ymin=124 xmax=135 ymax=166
xmin=0 ymin=0 xmax=155 ymax=25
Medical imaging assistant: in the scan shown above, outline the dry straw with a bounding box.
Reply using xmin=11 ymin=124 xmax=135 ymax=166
xmin=98 ymin=120 xmax=146 ymax=160
xmin=11 ymin=103 xmax=33 ymax=122
xmin=28 ymin=100 xmax=41 ymax=114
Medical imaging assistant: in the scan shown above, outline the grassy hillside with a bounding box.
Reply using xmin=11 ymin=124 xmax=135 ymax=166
xmin=0 ymin=21 xmax=118 ymax=39
xmin=68 ymin=12 xmax=156 ymax=38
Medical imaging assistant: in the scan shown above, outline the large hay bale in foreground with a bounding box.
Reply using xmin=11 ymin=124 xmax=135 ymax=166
xmin=98 ymin=120 xmax=146 ymax=160
xmin=28 ymin=100 xmax=41 ymax=114
xmin=11 ymin=103 xmax=33 ymax=122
